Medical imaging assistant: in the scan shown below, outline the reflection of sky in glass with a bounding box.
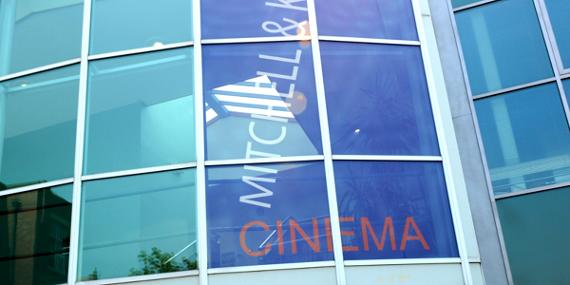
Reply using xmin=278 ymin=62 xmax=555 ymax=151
xmin=203 ymin=42 xmax=322 ymax=160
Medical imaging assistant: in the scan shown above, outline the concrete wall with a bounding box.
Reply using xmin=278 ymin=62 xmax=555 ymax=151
xmin=427 ymin=1 xmax=511 ymax=284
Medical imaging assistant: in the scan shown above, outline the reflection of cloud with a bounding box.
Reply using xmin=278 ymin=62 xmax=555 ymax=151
xmin=207 ymin=75 xmax=295 ymax=124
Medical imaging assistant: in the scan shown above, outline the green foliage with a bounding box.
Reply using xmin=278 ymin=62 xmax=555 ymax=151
xmin=84 ymin=268 xmax=99 ymax=281
xmin=129 ymin=247 xmax=197 ymax=276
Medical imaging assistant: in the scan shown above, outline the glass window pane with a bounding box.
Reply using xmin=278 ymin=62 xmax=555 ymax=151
xmin=203 ymin=42 xmax=322 ymax=160
xmin=0 ymin=0 xmax=82 ymax=76
xmin=320 ymin=42 xmax=439 ymax=156
xmin=334 ymin=161 xmax=458 ymax=260
xmin=207 ymin=162 xmax=333 ymax=268
xmin=564 ymin=79 xmax=570 ymax=101
xmin=79 ymin=169 xmax=197 ymax=280
xmin=451 ymin=0 xmax=480 ymax=8
xmin=497 ymin=187 xmax=570 ymax=285
xmin=545 ymin=0 xmax=570 ymax=69
xmin=0 ymin=65 xmax=79 ymax=189
xmin=84 ymin=48 xmax=195 ymax=175
xmin=315 ymin=0 xmax=417 ymax=40
xmin=455 ymin=0 xmax=553 ymax=95
xmin=90 ymin=0 xmax=192 ymax=55
xmin=201 ymin=0 xmax=309 ymax=39
xmin=0 ymin=185 xmax=73 ymax=285
xmin=475 ymin=83 xmax=570 ymax=195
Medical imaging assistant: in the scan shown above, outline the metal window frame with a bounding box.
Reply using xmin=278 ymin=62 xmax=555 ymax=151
xmin=207 ymin=261 xmax=335 ymax=275
xmin=533 ymin=0 xmax=570 ymax=129
xmin=192 ymin=0 xmax=209 ymax=284
xmin=0 ymin=0 xmax=483 ymax=283
xmin=306 ymin=0 xmax=346 ymax=284
xmin=413 ymin=0 xmax=475 ymax=283
xmin=67 ymin=0 xmax=93 ymax=282
xmin=453 ymin=0 xmax=500 ymax=13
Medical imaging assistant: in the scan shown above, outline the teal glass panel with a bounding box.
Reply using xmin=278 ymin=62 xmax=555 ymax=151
xmin=452 ymin=0 xmax=481 ymax=8
xmin=78 ymin=169 xmax=197 ymax=280
xmin=84 ymin=48 xmax=195 ymax=175
xmin=475 ymin=83 xmax=570 ymax=195
xmin=0 ymin=185 xmax=73 ymax=285
xmin=90 ymin=0 xmax=192 ymax=55
xmin=0 ymin=0 xmax=83 ymax=76
xmin=545 ymin=0 xmax=570 ymax=69
xmin=456 ymin=0 xmax=553 ymax=95
xmin=497 ymin=187 xmax=570 ymax=285
xmin=0 ymin=65 xmax=79 ymax=189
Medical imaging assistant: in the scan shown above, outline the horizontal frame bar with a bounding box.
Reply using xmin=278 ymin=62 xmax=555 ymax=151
xmin=207 ymin=261 xmax=336 ymax=275
xmin=0 ymin=178 xmax=74 ymax=197
xmin=204 ymin=155 xmax=325 ymax=166
xmin=562 ymin=72 xmax=570 ymax=80
xmin=453 ymin=0 xmax=500 ymax=13
xmin=472 ymin=77 xmax=556 ymax=100
xmin=0 ymin=58 xmax=81 ymax=82
xmin=202 ymin=36 xmax=312 ymax=45
xmin=318 ymin=36 xmax=421 ymax=46
xmin=88 ymin=41 xmax=194 ymax=61
xmin=82 ymin=162 xmax=197 ymax=181
xmin=494 ymin=180 xmax=570 ymax=200
xmin=344 ymin=258 xmax=461 ymax=267
xmin=0 ymin=34 xmax=423 ymax=82
xmin=332 ymin=155 xmax=443 ymax=162
xmin=76 ymin=270 xmax=199 ymax=285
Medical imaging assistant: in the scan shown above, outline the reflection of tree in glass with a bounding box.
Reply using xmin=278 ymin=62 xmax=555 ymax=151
xmin=129 ymin=247 xmax=197 ymax=276
xmin=84 ymin=268 xmax=99 ymax=280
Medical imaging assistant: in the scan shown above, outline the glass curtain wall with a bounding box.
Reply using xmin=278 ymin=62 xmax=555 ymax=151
xmin=453 ymin=0 xmax=570 ymax=284
xmin=0 ymin=0 xmax=471 ymax=284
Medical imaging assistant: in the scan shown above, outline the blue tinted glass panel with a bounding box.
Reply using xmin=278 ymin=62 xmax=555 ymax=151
xmin=497 ymin=187 xmax=570 ymax=285
xmin=0 ymin=185 xmax=72 ymax=285
xmin=320 ymin=42 xmax=439 ymax=155
xmin=564 ymin=80 xmax=570 ymax=101
xmin=207 ymin=162 xmax=333 ymax=268
xmin=79 ymin=170 xmax=197 ymax=280
xmin=85 ymin=48 xmax=195 ymax=174
xmin=203 ymin=42 xmax=322 ymax=160
xmin=475 ymin=83 xmax=570 ymax=195
xmin=456 ymin=0 xmax=553 ymax=95
xmin=90 ymin=0 xmax=192 ymax=54
xmin=545 ymin=0 xmax=570 ymax=69
xmin=315 ymin=0 xmax=417 ymax=40
xmin=0 ymin=0 xmax=82 ymax=76
xmin=334 ymin=161 xmax=458 ymax=259
xmin=0 ymin=65 xmax=79 ymax=189
xmin=201 ymin=0 xmax=309 ymax=39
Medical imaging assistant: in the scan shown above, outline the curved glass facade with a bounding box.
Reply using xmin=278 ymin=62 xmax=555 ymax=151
xmin=0 ymin=0 xmax=487 ymax=284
